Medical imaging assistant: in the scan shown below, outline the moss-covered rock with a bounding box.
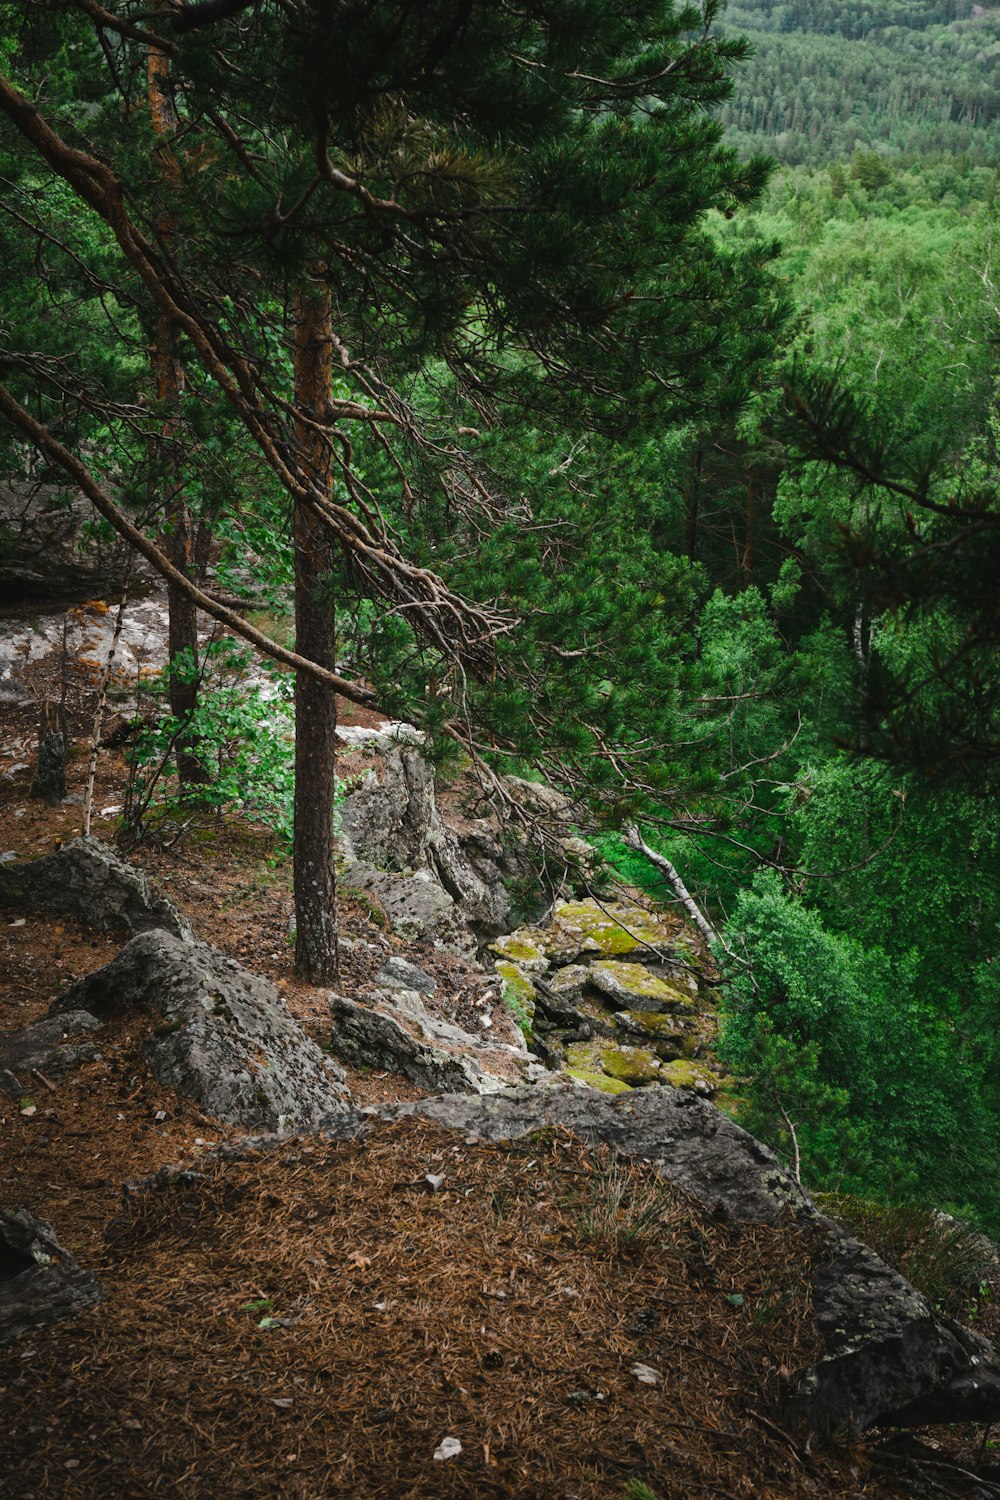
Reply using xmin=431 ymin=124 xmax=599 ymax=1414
xmin=562 ymin=1038 xmax=661 ymax=1089
xmin=566 ymin=1067 xmax=632 ymax=1095
xmin=588 ymin=960 xmax=695 ymax=1013
xmin=552 ymin=899 xmax=676 ymax=957
xmin=494 ymin=960 xmax=537 ymax=1016
xmin=490 ymin=931 xmax=550 ymax=973
xmin=661 ymin=1059 xmax=718 ymax=1096
xmin=600 ymin=1043 xmax=661 ymax=1086
xmin=614 ymin=1008 xmax=685 ymax=1038
xmin=535 ymin=979 xmax=618 ymax=1039
xmin=546 ymin=964 xmax=591 ymax=1003
xmin=563 ymin=1040 xmax=633 ymax=1095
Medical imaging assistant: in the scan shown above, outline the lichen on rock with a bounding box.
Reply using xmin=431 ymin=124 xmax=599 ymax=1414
xmin=490 ymin=931 xmax=550 ymax=972
xmin=588 ymin=959 xmax=695 ymax=1012
xmin=494 ymin=960 xmax=537 ymax=1013
xmin=563 ymin=1041 xmax=633 ymax=1095
xmin=552 ymin=899 xmax=676 ymax=957
xmin=661 ymin=1059 xmax=718 ymax=1096
xmin=51 ymin=932 xmax=349 ymax=1129
xmin=546 ymin=964 xmax=591 ymax=1002
xmin=0 ymin=836 xmax=193 ymax=941
xmin=599 ymin=1042 xmax=662 ymax=1085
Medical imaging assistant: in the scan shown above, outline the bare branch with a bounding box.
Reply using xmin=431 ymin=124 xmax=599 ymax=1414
xmin=0 ymin=381 xmax=377 ymax=708
xmin=623 ymin=822 xmax=720 ymax=948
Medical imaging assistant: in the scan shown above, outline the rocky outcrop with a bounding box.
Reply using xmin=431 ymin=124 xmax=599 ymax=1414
xmin=588 ymin=958 xmax=695 ymax=1012
xmin=339 ymin=738 xmax=514 ymax=949
xmin=345 ymin=862 xmax=469 ymax=949
xmin=313 ymin=1086 xmax=1000 ymax=1436
xmin=343 ymin=1085 xmax=806 ymax=1219
xmin=374 ymin=955 xmax=437 ymax=994
xmin=492 ymin=899 xmax=719 ymax=1095
xmin=51 ymin=932 xmax=349 ymax=1130
xmin=0 ymin=482 xmax=138 ymax=603
xmin=0 ymin=838 xmax=193 ymax=941
xmin=790 ymin=1233 xmax=1000 ymax=1431
xmin=0 ymin=1011 xmax=104 ymax=1088
xmin=0 ymin=1209 xmax=102 ymax=1347
xmin=328 ymin=990 xmax=511 ymax=1095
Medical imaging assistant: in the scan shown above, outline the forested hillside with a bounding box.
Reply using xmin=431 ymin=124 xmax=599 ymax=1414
xmin=719 ymin=0 xmax=1000 ymax=160
xmin=1 ymin=11 xmax=1000 ymax=1479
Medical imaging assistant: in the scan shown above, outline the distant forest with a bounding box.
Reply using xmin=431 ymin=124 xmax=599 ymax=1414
xmin=718 ymin=0 xmax=1000 ymax=161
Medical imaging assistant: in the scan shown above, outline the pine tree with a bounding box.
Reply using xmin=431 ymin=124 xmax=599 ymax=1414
xmin=0 ymin=0 xmax=781 ymax=971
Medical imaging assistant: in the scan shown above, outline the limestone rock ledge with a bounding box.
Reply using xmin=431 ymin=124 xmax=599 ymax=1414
xmin=50 ymin=932 xmax=349 ymax=1131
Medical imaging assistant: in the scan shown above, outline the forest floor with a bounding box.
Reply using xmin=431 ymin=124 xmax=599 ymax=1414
xmin=2 ymin=612 xmax=1000 ymax=1498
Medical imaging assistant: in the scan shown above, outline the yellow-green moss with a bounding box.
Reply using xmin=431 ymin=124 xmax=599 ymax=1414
xmin=661 ymin=1059 xmax=717 ymax=1094
xmin=494 ymin=961 xmax=537 ymax=1015
xmin=599 ymin=1043 xmax=661 ymax=1085
xmin=563 ymin=1041 xmax=633 ymax=1094
xmin=554 ymin=899 xmax=675 ymax=957
xmin=589 ymin=959 xmax=695 ymax=1012
xmin=563 ymin=1039 xmax=657 ymax=1089
xmin=566 ymin=1068 xmax=632 ymax=1095
xmin=615 ymin=1009 xmax=686 ymax=1038
xmin=490 ymin=932 xmax=549 ymax=968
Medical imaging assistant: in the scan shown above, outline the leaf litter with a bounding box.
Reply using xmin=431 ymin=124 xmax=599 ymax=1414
xmin=0 ymin=1117 xmax=941 ymax=1499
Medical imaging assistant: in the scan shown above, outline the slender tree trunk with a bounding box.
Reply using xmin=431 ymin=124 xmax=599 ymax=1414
xmin=149 ymin=30 xmax=205 ymax=787
xmin=292 ymin=280 xmax=339 ymax=983
xmin=623 ymin=823 xmax=720 ymax=950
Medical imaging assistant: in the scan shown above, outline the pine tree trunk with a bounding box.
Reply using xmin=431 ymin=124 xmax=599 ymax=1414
xmin=149 ymin=30 xmax=205 ymax=788
xmin=292 ymin=280 xmax=339 ymax=984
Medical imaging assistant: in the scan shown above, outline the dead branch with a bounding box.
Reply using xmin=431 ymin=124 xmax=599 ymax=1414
xmin=623 ymin=823 xmax=720 ymax=948
xmin=0 ymin=382 xmax=377 ymax=707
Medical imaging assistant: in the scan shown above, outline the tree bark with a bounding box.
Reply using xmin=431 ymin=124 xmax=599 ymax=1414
xmin=30 ymin=700 xmax=66 ymax=807
xmin=149 ymin=28 xmax=205 ymax=788
xmin=292 ymin=280 xmax=339 ymax=983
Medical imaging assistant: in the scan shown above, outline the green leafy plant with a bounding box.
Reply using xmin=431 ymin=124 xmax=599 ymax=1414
xmin=121 ymin=639 xmax=344 ymax=854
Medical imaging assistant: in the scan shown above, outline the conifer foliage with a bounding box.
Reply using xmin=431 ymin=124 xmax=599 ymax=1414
xmin=0 ymin=0 xmax=779 ymax=973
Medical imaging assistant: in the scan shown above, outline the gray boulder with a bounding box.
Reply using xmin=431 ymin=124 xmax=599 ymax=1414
xmin=0 ymin=482 xmax=140 ymax=603
xmin=0 ymin=1208 xmax=102 ymax=1347
xmin=375 ymin=956 xmax=437 ymax=994
xmin=315 ymin=1086 xmax=1000 ymax=1436
xmin=787 ymin=1234 xmax=1000 ymax=1431
xmin=0 ymin=1011 xmax=103 ymax=1087
xmin=346 ymin=862 xmax=468 ymax=949
xmin=587 ymin=959 xmax=695 ymax=1013
xmin=328 ymin=991 xmax=508 ymax=1095
xmin=51 ymin=932 xmax=349 ymax=1130
xmin=340 ymin=746 xmax=515 ymax=944
xmin=0 ymin=837 xmax=193 ymax=941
